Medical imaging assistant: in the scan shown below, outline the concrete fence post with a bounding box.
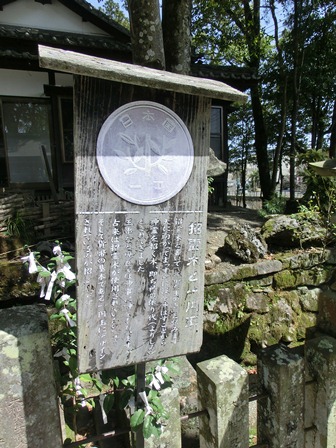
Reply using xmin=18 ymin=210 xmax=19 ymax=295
xmin=0 ymin=304 xmax=63 ymax=448
xmin=258 ymin=344 xmax=305 ymax=447
xmin=144 ymin=387 xmax=181 ymax=448
xmin=305 ymin=335 xmax=336 ymax=447
xmin=197 ymin=354 xmax=249 ymax=448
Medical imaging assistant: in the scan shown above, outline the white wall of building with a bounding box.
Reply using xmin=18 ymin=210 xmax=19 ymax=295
xmin=0 ymin=69 xmax=48 ymax=97
xmin=0 ymin=69 xmax=73 ymax=97
xmin=0 ymin=0 xmax=109 ymax=35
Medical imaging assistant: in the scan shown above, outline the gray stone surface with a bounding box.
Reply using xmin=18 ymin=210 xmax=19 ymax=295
xmin=245 ymin=293 xmax=270 ymax=313
xmin=0 ymin=304 xmax=63 ymax=448
xmin=261 ymin=213 xmax=327 ymax=248
xmin=223 ymin=224 xmax=268 ymax=263
xmin=207 ymin=148 xmax=226 ymax=177
xmin=258 ymin=344 xmax=305 ymax=447
xmin=317 ymin=289 xmax=336 ymax=337
xmin=197 ymin=355 xmax=249 ymax=448
xmin=145 ymin=387 xmax=181 ymax=448
xmin=306 ymin=336 xmax=336 ymax=447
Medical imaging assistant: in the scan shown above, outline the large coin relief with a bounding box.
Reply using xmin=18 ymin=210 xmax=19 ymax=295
xmin=97 ymin=101 xmax=194 ymax=205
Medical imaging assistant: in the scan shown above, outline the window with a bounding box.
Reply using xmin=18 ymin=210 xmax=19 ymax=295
xmin=1 ymin=98 xmax=52 ymax=185
xmin=0 ymin=108 xmax=7 ymax=187
xmin=58 ymin=97 xmax=74 ymax=163
xmin=210 ymin=106 xmax=223 ymax=160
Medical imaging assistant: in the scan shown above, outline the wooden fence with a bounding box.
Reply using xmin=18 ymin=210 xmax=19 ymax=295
xmin=0 ymin=192 xmax=74 ymax=243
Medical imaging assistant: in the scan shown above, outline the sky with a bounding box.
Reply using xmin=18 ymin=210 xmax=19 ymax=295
xmin=87 ymin=0 xmax=101 ymax=8
xmin=87 ymin=0 xmax=126 ymax=13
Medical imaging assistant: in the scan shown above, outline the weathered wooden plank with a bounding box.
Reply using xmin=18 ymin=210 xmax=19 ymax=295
xmin=38 ymin=44 xmax=247 ymax=104
xmin=75 ymin=77 xmax=210 ymax=372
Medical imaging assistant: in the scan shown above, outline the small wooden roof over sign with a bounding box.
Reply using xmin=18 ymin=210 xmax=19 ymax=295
xmin=38 ymin=44 xmax=248 ymax=104
xmin=309 ymin=159 xmax=336 ymax=177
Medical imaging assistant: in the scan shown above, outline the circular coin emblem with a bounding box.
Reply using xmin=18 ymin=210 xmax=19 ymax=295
xmin=97 ymin=101 xmax=194 ymax=205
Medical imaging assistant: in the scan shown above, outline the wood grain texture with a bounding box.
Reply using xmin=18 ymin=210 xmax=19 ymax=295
xmin=74 ymin=77 xmax=211 ymax=372
xmin=38 ymin=45 xmax=247 ymax=104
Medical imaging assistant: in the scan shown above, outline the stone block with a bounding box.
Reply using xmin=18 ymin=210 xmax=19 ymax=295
xmin=245 ymin=293 xmax=270 ymax=313
xmin=0 ymin=304 xmax=63 ymax=448
xmin=144 ymin=387 xmax=181 ymax=448
xmin=298 ymin=286 xmax=320 ymax=312
xmin=204 ymin=264 xmax=237 ymax=286
xmin=306 ymin=336 xmax=336 ymax=447
xmin=274 ymin=266 xmax=332 ymax=290
xmin=197 ymin=354 xmax=249 ymax=448
xmin=317 ymin=289 xmax=336 ymax=337
xmin=258 ymin=344 xmax=305 ymax=447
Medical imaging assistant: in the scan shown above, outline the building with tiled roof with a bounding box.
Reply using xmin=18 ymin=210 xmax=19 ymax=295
xmin=0 ymin=0 xmax=256 ymax=206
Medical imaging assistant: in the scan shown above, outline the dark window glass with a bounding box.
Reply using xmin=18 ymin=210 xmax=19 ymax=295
xmin=59 ymin=97 xmax=74 ymax=163
xmin=210 ymin=106 xmax=223 ymax=159
xmin=2 ymin=100 xmax=52 ymax=183
xmin=0 ymin=106 xmax=7 ymax=186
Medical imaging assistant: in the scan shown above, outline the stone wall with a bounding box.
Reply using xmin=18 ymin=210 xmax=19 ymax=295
xmin=2 ymin=206 xmax=336 ymax=371
xmin=202 ymin=247 xmax=336 ymax=366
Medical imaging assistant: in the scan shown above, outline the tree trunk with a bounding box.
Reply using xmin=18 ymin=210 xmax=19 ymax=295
xmin=127 ymin=0 xmax=165 ymax=69
xmin=311 ymin=97 xmax=318 ymax=149
xmin=162 ymin=0 xmax=192 ymax=74
xmin=270 ymin=0 xmax=287 ymax=196
xmin=251 ymin=84 xmax=271 ymax=201
xmin=243 ymin=0 xmax=271 ymax=201
xmin=329 ymin=99 xmax=336 ymax=158
xmin=289 ymin=0 xmax=304 ymax=203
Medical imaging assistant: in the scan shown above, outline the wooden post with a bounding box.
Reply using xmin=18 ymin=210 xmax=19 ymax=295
xmin=136 ymin=363 xmax=146 ymax=448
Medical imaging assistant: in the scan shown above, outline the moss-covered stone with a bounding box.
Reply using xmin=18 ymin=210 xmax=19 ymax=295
xmin=270 ymin=290 xmax=302 ymax=315
xmin=273 ymin=269 xmax=297 ymax=289
xmin=274 ymin=249 xmax=327 ymax=270
xmin=296 ymin=312 xmax=317 ymax=340
xmin=0 ymin=234 xmax=25 ymax=261
xmin=0 ymin=261 xmax=40 ymax=302
xmin=298 ymin=286 xmax=320 ymax=312
xmin=204 ymin=283 xmax=223 ymax=306
xmin=261 ymin=212 xmax=327 ymax=248
xmin=246 ymin=275 xmax=274 ymax=287
xmin=274 ymin=266 xmax=333 ymax=289
xmin=317 ymin=289 xmax=336 ymax=337
xmin=204 ymin=264 xmax=237 ymax=286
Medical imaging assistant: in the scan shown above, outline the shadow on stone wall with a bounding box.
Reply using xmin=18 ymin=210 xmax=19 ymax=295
xmin=188 ymin=317 xmax=251 ymax=367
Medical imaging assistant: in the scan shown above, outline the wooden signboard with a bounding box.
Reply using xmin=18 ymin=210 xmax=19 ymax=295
xmin=38 ymin=46 xmax=247 ymax=372
xmin=74 ymin=82 xmax=210 ymax=372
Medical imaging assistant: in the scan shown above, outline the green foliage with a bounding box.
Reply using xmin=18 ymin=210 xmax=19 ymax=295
xmin=192 ymin=0 xmax=272 ymax=66
xmin=299 ymin=150 xmax=336 ymax=217
xmin=98 ymin=0 xmax=129 ymax=28
xmin=5 ymin=211 xmax=32 ymax=241
xmin=192 ymin=0 xmax=336 ymax=199
xmin=21 ymin=243 xmax=178 ymax=441
xmin=259 ymin=196 xmax=286 ymax=217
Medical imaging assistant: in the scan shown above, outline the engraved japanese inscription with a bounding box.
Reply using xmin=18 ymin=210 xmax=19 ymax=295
xmin=96 ymin=101 xmax=194 ymax=205
xmin=78 ymin=210 xmax=205 ymax=370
